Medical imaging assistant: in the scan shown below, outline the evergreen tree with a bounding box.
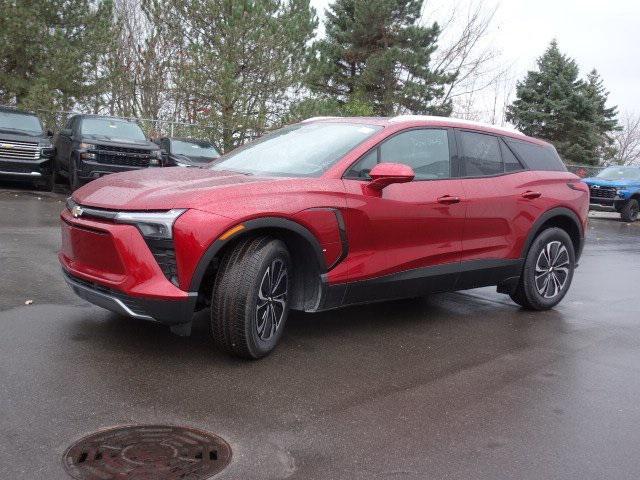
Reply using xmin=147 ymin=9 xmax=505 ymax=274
xmin=583 ymin=69 xmax=619 ymax=162
xmin=167 ymin=0 xmax=317 ymax=152
xmin=506 ymin=41 xmax=618 ymax=165
xmin=0 ymin=0 xmax=116 ymax=121
xmin=305 ymin=0 xmax=454 ymax=117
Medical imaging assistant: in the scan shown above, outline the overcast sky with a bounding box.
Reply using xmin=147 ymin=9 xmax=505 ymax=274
xmin=309 ymin=0 xmax=640 ymax=115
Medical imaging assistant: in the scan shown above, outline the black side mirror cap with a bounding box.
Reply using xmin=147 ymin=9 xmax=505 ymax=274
xmin=46 ymin=129 xmax=54 ymax=137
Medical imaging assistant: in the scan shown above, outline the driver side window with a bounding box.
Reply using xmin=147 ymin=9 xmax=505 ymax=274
xmin=345 ymin=129 xmax=451 ymax=180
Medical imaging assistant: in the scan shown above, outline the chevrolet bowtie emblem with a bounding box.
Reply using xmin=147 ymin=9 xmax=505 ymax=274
xmin=1 ymin=143 xmax=14 ymax=148
xmin=71 ymin=205 xmax=83 ymax=218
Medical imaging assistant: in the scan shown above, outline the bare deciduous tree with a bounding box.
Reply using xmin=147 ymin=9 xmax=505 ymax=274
xmin=612 ymin=112 xmax=640 ymax=165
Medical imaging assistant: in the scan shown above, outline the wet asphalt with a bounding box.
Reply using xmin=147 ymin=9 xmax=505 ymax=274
xmin=1 ymin=183 xmax=640 ymax=480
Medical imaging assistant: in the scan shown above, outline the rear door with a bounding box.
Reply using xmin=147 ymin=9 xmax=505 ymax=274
xmin=341 ymin=128 xmax=466 ymax=302
xmin=454 ymin=129 xmax=541 ymax=284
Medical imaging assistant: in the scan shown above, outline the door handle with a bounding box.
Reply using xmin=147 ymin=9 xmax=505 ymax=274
xmin=521 ymin=191 xmax=542 ymax=199
xmin=437 ymin=195 xmax=461 ymax=205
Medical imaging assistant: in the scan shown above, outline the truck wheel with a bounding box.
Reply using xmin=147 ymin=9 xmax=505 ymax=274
xmin=510 ymin=227 xmax=575 ymax=310
xmin=210 ymin=236 xmax=291 ymax=359
xmin=69 ymin=159 xmax=81 ymax=191
xmin=620 ymin=199 xmax=639 ymax=222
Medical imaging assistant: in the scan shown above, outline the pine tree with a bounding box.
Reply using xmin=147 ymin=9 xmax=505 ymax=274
xmin=583 ymin=69 xmax=619 ymax=162
xmin=506 ymin=41 xmax=618 ymax=165
xmin=167 ymin=0 xmax=317 ymax=152
xmin=0 ymin=0 xmax=116 ymax=120
xmin=305 ymin=0 xmax=454 ymax=117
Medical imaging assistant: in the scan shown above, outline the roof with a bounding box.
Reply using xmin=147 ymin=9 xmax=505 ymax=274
xmin=71 ymin=114 xmax=139 ymax=123
xmin=302 ymin=115 xmax=539 ymax=143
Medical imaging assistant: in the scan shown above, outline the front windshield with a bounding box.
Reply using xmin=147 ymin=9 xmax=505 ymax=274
xmin=596 ymin=166 xmax=640 ymax=181
xmin=171 ymin=139 xmax=219 ymax=159
xmin=0 ymin=111 xmax=43 ymax=135
xmin=81 ymin=118 xmax=146 ymax=141
xmin=211 ymin=122 xmax=383 ymax=177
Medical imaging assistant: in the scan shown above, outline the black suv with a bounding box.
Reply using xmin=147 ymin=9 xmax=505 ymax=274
xmin=54 ymin=114 xmax=162 ymax=190
xmin=155 ymin=137 xmax=220 ymax=167
xmin=0 ymin=107 xmax=55 ymax=190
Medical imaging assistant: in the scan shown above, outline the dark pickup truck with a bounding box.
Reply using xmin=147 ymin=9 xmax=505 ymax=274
xmin=54 ymin=114 xmax=162 ymax=190
xmin=0 ymin=107 xmax=55 ymax=190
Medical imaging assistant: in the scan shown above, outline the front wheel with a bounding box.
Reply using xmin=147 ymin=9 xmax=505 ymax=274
xmin=210 ymin=236 xmax=291 ymax=359
xmin=510 ymin=227 xmax=575 ymax=310
xmin=620 ymin=198 xmax=639 ymax=222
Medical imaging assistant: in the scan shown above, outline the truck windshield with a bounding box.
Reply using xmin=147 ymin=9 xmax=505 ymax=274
xmin=0 ymin=111 xmax=43 ymax=135
xmin=171 ymin=139 xmax=219 ymax=159
xmin=81 ymin=118 xmax=146 ymax=141
xmin=211 ymin=122 xmax=382 ymax=177
xmin=596 ymin=167 xmax=640 ymax=181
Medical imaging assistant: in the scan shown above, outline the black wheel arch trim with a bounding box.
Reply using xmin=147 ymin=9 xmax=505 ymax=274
xmin=188 ymin=215 xmax=330 ymax=292
xmin=522 ymin=207 xmax=585 ymax=262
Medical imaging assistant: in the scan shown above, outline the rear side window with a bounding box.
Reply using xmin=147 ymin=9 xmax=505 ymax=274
xmin=458 ymin=131 xmax=502 ymax=177
xmin=500 ymin=140 xmax=524 ymax=172
xmin=506 ymin=139 xmax=567 ymax=172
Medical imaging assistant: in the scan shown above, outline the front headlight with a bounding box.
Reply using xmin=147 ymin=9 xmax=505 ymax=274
xmin=617 ymin=189 xmax=628 ymax=198
xmin=114 ymin=209 xmax=186 ymax=239
xmin=79 ymin=143 xmax=96 ymax=160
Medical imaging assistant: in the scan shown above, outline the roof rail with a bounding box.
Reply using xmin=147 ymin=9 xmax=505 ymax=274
xmin=389 ymin=115 xmax=521 ymax=134
xmin=301 ymin=116 xmax=342 ymax=123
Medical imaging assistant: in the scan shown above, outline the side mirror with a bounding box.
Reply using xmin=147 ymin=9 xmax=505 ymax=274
xmin=46 ymin=129 xmax=54 ymax=137
xmin=364 ymin=162 xmax=415 ymax=195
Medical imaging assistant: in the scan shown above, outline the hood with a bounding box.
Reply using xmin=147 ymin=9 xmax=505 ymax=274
xmin=169 ymin=153 xmax=217 ymax=167
xmin=0 ymin=130 xmax=51 ymax=146
xmin=73 ymin=166 xmax=280 ymax=210
xmin=582 ymin=177 xmax=640 ymax=188
xmin=81 ymin=135 xmax=159 ymax=150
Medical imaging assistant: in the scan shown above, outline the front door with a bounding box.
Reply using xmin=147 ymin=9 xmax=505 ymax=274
xmin=341 ymin=128 xmax=466 ymax=303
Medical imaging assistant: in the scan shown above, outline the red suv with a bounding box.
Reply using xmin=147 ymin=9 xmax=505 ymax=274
xmin=60 ymin=116 xmax=589 ymax=358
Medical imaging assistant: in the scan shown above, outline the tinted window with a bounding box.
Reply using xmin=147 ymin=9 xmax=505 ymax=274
xmin=459 ymin=131 xmax=502 ymax=176
xmin=378 ymin=129 xmax=450 ymax=180
xmin=345 ymin=149 xmax=378 ymax=179
xmin=500 ymin=140 xmax=524 ymax=172
xmin=506 ymin=139 xmax=566 ymax=172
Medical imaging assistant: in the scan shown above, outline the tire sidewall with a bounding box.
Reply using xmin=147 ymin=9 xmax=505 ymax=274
xmin=622 ymin=199 xmax=639 ymax=222
xmin=243 ymin=240 xmax=291 ymax=358
xmin=521 ymin=228 xmax=575 ymax=310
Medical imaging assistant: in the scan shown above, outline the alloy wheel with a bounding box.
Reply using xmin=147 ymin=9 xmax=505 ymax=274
xmin=534 ymin=241 xmax=570 ymax=299
xmin=256 ymin=258 xmax=288 ymax=341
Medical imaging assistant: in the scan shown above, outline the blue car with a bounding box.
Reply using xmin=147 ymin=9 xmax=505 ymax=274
xmin=583 ymin=166 xmax=640 ymax=222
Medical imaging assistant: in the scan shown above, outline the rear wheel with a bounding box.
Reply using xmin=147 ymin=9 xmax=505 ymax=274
xmin=210 ymin=236 xmax=291 ymax=359
xmin=620 ymin=198 xmax=639 ymax=222
xmin=510 ymin=227 xmax=575 ymax=310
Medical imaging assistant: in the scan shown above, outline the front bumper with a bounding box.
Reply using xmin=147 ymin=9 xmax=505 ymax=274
xmin=63 ymin=270 xmax=197 ymax=325
xmin=0 ymin=156 xmax=52 ymax=179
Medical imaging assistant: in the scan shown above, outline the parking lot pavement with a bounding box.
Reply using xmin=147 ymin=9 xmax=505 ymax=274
xmin=1 ymin=186 xmax=640 ymax=480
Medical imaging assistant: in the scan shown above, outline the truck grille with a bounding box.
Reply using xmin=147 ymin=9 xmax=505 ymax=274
xmin=95 ymin=145 xmax=153 ymax=168
xmin=589 ymin=186 xmax=616 ymax=199
xmin=0 ymin=139 xmax=39 ymax=160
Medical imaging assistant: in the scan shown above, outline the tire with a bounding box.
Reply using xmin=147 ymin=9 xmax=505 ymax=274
xmin=510 ymin=227 xmax=575 ymax=310
xmin=36 ymin=175 xmax=54 ymax=192
xmin=620 ymin=198 xmax=639 ymax=222
xmin=210 ymin=236 xmax=291 ymax=359
xmin=69 ymin=158 xmax=81 ymax=191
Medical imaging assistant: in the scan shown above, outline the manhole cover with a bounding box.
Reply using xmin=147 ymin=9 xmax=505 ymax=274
xmin=62 ymin=425 xmax=232 ymax=480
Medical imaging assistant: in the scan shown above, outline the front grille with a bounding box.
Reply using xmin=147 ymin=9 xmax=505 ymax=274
xmin=146 ymin=238 xmax=179 ymax=285
xmin=95 ymin=144 xmax=153 ymax=168
xmin=0 ymin=139 xmax=39 ymax=160
xmin=589 ymin=186 xmax=616 ymax=199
